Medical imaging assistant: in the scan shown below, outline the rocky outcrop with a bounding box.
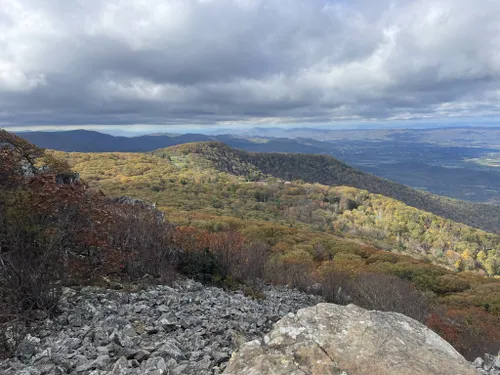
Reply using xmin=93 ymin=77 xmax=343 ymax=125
xmin=0 ymin=280 xmax=322 ymax=375
xmin=110 ymin=196 xmax=158 ymax=211
xmin=55 ymin=173 xmax=80 ymax=185
xmin=223 ymin=303 xmax=478 ymax=375
xmin=110 ymin=196 xmax=164 ymax=221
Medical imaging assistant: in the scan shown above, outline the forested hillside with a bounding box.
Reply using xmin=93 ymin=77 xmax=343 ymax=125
xmin=54 ymin=143 xmax=500 ymax=277
xmin=163 ymin=142 xmax=500 ymax=233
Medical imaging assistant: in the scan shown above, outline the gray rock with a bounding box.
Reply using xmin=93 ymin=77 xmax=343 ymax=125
xmin=134 ymin=349 xmax=150 ymax=362
xmin=110 ymin=356 xmax=129 ymax=375
xmin=212 ymin=351 xmax=230 ymax=365
xmin=76 ymin=361 xmax=97 ymax=373
xmin=16 ymin=335 xmax=41 ymax=362
xmin=94 ymin=355 xmax=111 ymax=369
xmin=123 ymin=327 xmax=138 ymax=338
xmin=474 ymin=357 xmax=486 ymax=368
xmin=172 ymin=364 xmax=188 ymax=374
xmin=12 ymin=280 xmax=488 ymax=375
xmin=96 ymin=346 xmax=109 ymax=355
xmin=199 ymin=356 xmax=212 ymax=370
xmin=224 ymin=303 xmax=479 ymax=375
xmin=154 ymin=340 xmax=185 ymax=361
xmin=494 ymin=356 xmax=500 ymax=370
xmin=164 ymin=358 xmax=178 ymax=369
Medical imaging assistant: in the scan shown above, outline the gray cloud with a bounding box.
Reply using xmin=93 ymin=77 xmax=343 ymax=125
xmin=1 ymin=0 xmax=500 ymax=127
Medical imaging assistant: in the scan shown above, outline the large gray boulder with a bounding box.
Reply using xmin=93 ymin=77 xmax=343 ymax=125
xmin=224 ymin=303 xmax=478 ymax=375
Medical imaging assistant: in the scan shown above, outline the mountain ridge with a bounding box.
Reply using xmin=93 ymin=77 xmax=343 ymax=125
xmin=157 ymin=142 xmax=500 ymax=234
xmin=16 ymin=130 xmax=213 ymax=152
xmin=16 ymin=130 xmax=329 ymax=154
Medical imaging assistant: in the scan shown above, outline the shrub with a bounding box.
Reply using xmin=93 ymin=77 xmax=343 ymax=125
xmin=0 ymin=179 xmax=79 ymax=319
xmin=0 ymin=131 xmax=183 ymax=357
xmin=312 ymin=242 xmax=334 ymax=262
xmin=265 ymin=250 xmax=315 ymax=291
xmin=430 ymin=275 xmax=471 ymax=295
xmin=178 ymin=248 xmax=222 ymax=284
xmin=347 ymin=273 xmax=429 ymax=322
xmin=426 ymin=312 xmax=463 ymax=353
xmin=367 ymin=252 xmax=399 ymax=264
xmin=318 ymin=264 xmax=352 ymax=305
xmin=0 ymin=134 xmax=76 ymax=355
xmin=0 ymin=223 xmax=63 ymax=315
xmin=227 ymin=241 xmax=269 ymax=289
xmin=176 ymin=229 xmax=269 ymax=290
xmin=106 ymin=202 xmax=179 ymax=282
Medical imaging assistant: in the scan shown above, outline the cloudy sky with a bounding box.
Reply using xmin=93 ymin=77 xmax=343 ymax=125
xmin=1 ymin=0 xmax=500 ymax=133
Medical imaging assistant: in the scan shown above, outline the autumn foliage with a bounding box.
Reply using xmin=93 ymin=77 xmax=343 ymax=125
xmin=2 ymin=131 xmax=500 ymax=360
xmin=174 ymin=228 xmax=268 ymax=290
xmin=0 ymin=132 xmax=182 ymax=357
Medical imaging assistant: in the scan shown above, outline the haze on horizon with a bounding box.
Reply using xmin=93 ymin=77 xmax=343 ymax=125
xmin=2 ymin=0 xmax=500 ymax=134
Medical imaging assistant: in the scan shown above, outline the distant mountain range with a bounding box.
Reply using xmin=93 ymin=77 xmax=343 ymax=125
xmin=17 ymin=130 xmax=328 ymax=154
xmin=16 ymin=130 xmax=213 ymax=152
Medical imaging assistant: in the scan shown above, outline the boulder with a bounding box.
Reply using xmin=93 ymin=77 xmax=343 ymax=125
xmin=224 ymin=303 xmax=478 ymax=375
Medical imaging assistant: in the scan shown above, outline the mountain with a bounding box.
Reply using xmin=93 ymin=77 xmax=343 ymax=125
xmin=17 ymin=129 xmax=500 ymax=204
xmin=16 ymin=129 xmax=500 ymax=231
xmin=160 ymin=142 xmax=500 ymax=234
xmin=213 ymin=135 xmax=328 ymax=154
xmin=16 ymin=130 xmax=328 ymax=154
xmin=16 ymin=130 xmax=213 ymax=152
xmin=53 ymin=141 xmax=500 ymax=277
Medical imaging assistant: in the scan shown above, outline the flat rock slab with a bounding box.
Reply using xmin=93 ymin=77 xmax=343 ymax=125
xmin=224 ymin=303 xmax=478 ymax=375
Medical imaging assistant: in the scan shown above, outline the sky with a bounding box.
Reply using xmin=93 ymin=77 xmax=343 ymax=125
xmin=1 ymin=0 xmax=500 ymax=134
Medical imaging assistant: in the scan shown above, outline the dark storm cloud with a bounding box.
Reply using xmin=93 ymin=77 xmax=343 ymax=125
xmin=1 ymin=0 xmax=500 ymax=127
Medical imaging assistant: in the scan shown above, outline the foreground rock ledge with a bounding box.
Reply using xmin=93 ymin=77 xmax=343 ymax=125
xmin=223 ymin=303 xmax=477 ymax=375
